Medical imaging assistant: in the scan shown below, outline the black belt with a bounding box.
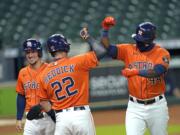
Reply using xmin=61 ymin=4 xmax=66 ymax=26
xmin=129 ymin=95 xmax=163 ymax=105
xmin=55 ymin=106 xmax=85 ymax=113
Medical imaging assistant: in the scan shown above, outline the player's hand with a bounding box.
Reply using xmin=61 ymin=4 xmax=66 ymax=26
xmin=121 ymin=68 xmax=139 ymax=77
xmin=80 ymin=27 xmax=89 ymax=40
xmin=16 ymin=120 xmax=23 ymax=132
xmin=102 ymin=16 xmax=116 ymax=30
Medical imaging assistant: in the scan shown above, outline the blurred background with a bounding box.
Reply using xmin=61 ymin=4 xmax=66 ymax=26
xmin=0 ymin=0 xmax=180 ymax=135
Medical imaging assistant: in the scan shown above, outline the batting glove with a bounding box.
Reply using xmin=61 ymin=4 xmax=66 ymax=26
xmin=80 ymin=27 xmax=89 ymax=40
xmin=121 ymin=68 xmax=139 ymax=77
xmin=101 ymin=16 xmax=116 ymax=30
xmin=27 ymin=104 xmax=43 ymax=120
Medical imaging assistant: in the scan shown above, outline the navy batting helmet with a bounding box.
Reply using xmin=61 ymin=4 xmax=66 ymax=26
xmin=47 ymin=34 xmax=70 ymax=54
xmin=132 ymin=22 xmax=156 ymax=43
xmin=23 ymin=39 xmax=42 ymax=57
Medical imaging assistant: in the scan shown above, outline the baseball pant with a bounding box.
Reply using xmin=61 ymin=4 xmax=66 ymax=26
xmin=54 ymin=105 xmax=96 ymax=135
xmin=23 ymin=112 xmax=55 ymax=135
xmin=125 ymin=95 xmax=169 ymax=135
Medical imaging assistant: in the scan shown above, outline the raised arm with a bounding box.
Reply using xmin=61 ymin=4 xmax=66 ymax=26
xmin=100 ymin=16 xmax=118 ymax=59
xmin=80 ymin=27 xmax=107 ymax=60
xmin=100 ymin=16 xmax=116 ymax=49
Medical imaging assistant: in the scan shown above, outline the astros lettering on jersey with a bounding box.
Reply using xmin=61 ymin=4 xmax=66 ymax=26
xmin=116 ymin=44 xmax=170 ymax=99
xmin=16 ymin=63 xmax=48 ymax=111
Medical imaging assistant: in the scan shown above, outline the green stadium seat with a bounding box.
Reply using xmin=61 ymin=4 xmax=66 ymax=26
xmin=0 ymin=0 xmax=179 ymax=47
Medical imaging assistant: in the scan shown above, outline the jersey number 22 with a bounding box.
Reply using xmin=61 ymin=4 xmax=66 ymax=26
xmin=51 ymin=77 xmax=78 ymax=100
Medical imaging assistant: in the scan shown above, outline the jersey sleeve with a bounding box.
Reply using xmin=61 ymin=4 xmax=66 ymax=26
xmin=37 ymin=73 xmax=50 ymax=101
xmin=16 ymin=70 xmax=25 ymax=95
xmin=116 ymin=44 xmax=129 ymax=61
xmin=155 ymin=49 xmax=170 ymax=69
xmin=78 ymin=51 xmax=99 ymax=71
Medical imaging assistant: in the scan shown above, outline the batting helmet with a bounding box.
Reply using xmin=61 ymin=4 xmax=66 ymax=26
xmin=47 ymin=34 xmax=70 ymax=54
xmin=132 ymin=22 xmax=156 ymax=43
xmin=23 ymin=39 xmax=42 ymax=57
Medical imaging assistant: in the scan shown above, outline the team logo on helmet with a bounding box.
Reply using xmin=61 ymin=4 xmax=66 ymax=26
xmin=27 ymin=41 xmax=32 ymax=47
xmin=23 ymin=39 xmax=43 ymax=57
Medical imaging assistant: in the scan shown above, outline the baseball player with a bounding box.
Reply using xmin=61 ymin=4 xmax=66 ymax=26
xmin=100 ymin=16 xmax=170 ymax=135
xmin=27 ymin=32 xmax=107 ymax=135
xmin=16 ymin=39 xmax=55 ymax=135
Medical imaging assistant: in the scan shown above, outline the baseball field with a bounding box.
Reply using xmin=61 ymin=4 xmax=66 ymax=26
xmin=0 ymin=86 xmax=180 ymax=135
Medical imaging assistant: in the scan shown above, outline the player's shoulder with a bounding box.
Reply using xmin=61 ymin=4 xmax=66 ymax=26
xmin=43 ymin=62 xmax=48 ymax=66
xmin=45 ymin=62 xmax=56 ymax=69
xmin=154 ymin=44 xmax=169 ymax=54
xmin=116 ymin=43 xmax=136 ymax=49
xmin=71 ymin=51 xmax=95 ymax=59
xmin=41 ymin=62 xmax=48 ymax=69
xmin=17 ymin=66 xmax=29 ymax=77
xmin=116 ymin=43 xmax=135 ymax=46
xmin=44 ymin=60 xmax=65 ymax=71
xmin=19 ymin=66 xmax=28 ymax=74
xmin=39 ymin=64 xmax=51 ymax=77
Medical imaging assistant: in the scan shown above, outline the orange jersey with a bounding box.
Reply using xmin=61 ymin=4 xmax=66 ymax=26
xmin=116 ymin=44 xmax=170 ymax=99
xmin=16 ymin=63 xmax=48 ymax=111
xmin=38 ymin=51 xmax=98 ymax=110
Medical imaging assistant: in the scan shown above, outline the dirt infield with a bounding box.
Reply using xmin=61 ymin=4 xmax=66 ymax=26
xmin=0 ymin=105 xmax=179 ymax=134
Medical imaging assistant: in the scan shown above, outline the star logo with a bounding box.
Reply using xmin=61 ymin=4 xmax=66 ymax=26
xmin=27 ymin=41 xmax=32 ymax=47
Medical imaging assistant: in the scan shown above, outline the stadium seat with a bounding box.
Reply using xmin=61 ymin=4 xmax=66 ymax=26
xmin=0 ymin=0 xmax=179 ymax=47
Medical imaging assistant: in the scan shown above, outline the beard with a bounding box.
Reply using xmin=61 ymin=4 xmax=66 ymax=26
xmin=136 ymin=41 xmax=155 ymax=52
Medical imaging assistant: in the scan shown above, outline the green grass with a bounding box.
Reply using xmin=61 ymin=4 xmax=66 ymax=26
xmin=0 ymin=86 xmax=16 ymax=116
xmin=96 ymin=124 xmax=180 ymax=135
xmin=0 ymin=87 xmax=180 ymax=135
xmin=2 ymin=124 xmax=180 ymax=135
xmin=168 ymin=125 xmax=180 ymax=133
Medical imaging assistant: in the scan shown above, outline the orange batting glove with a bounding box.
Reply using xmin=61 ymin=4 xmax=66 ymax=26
xmin=121 ymin=68 xmax=139 ymax=77
xmin=101 ymin=16 xmax=116 ymax=30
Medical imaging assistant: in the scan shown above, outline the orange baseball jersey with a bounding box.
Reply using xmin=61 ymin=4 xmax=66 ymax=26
xmin=16 ymin=63 xmax=48 ymax=111
xmin=116 ymin=44 xmax=170 ymax=99
xmin=38 ymin=51 xmax=98 ymax=110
